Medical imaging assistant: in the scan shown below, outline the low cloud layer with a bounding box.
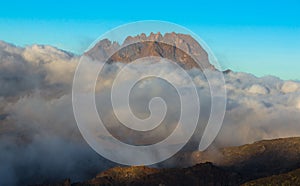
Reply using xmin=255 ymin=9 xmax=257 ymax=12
xmin=0 ymin=41 xmax=300 ymax=185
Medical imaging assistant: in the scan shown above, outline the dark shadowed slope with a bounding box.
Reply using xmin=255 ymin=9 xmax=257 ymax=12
xmin=241 ymin=168 xmax=300 ymax=186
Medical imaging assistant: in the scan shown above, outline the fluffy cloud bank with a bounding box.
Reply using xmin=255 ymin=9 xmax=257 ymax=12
xmin=0 ymin=41 xmax=299 ymax=185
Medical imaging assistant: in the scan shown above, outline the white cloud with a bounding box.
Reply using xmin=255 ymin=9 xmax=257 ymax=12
xmin=247 ymin=84 xmax=269 ymax=95
xmin=0 ymin=42 xmax=300 ymax=184
xmin=281 ymin=81 xmax=299 ymax=93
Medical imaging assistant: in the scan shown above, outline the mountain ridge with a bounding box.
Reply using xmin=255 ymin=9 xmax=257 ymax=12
xmin=33 ymin=137 xmax=300 ymax=186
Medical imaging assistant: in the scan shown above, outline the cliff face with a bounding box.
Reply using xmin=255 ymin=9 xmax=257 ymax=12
xmin=85 ymin=32 xmax=215 ymax=70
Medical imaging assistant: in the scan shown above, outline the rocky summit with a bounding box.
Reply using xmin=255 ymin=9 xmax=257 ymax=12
xmin=85 ymin=32 xmax=215 ymax=70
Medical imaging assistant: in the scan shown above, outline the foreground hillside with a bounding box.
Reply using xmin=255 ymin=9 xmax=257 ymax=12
xmin=241 ymin=168 xmax=300 ymax=186
xmin=190 ymin=137 xmax=300 ymax=180
xmin=34 ymin=137 xmax=300 ymax=186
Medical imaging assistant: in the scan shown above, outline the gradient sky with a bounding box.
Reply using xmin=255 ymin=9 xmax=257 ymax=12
xmin=0 ymin=0 xmax=299 ymax=80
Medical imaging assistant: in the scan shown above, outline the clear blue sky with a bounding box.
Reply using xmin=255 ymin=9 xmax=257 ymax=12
xmin=0 ymin=0 xmax=299 ymax=80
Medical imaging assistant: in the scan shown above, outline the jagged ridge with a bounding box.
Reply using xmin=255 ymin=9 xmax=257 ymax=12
xmin=85 ymin=32 xmax=215 ymax=70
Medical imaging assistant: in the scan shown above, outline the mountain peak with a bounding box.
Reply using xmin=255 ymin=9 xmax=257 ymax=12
xmin=86 ymin=32 xmax=215 ymax=70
